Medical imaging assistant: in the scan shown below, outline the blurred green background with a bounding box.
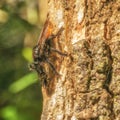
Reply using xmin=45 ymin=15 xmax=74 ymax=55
xmin=0 ymin=0 xmax=47 ymax=120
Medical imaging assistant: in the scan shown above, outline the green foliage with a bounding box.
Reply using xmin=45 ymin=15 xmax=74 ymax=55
xmin=0 ymin=0 xmax=43 ymax=120
xmin=9 ymin=73 xmax=38 ymax=93
xmin=22 ymin=47 xmax=33 ymax=62
xmin=1 ymin=106 xmax=19 ymax=120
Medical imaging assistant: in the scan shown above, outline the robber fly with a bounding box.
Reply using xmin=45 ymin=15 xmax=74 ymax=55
xmin=29 ymin=19 xmax=67 ymax=86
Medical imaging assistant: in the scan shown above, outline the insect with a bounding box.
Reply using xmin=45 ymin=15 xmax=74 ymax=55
xmin=29 ymin=20 xmax=67 ymax=86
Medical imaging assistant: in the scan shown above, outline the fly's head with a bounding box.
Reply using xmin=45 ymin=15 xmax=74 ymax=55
xmin=29 ymin=45 xmax=41 ymax=71
xmin=33 ymin=45 xmax=40 ymax=60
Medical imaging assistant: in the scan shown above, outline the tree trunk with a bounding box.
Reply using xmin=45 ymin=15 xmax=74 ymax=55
xmin=40 ymin=0 xmax=120 ymax=120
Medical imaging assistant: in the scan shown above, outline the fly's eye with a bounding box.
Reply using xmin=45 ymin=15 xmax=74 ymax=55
xmin=34 ymin=48 xmax=39 ymax=53
xmin=34 ymin=50 xmax=38 ymax=54
xmin=33 ymin=53 xmax=39 ymax=58
xmin=33 ymin=45 xmax=40 ymax=53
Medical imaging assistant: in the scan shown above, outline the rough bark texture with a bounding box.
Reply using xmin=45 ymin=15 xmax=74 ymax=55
xmin=41 ymin=0 xmax=120 ymax=120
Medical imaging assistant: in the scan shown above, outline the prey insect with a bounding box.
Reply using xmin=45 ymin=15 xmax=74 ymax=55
xmin=29 ymin=20 xmax=67 ymax=86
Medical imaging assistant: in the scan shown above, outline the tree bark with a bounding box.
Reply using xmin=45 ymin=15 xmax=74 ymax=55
xmin=40 ymin=0 xmax=120 ymax=120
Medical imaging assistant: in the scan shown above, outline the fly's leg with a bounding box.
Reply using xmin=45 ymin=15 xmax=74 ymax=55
xmin=46 ymin=59 xmax=60 ymax=76
xmin=48 ymin=27 xmax=64 ymax=40
xmin=49 ymin=28 xmax=68 ymax=56
xmin=29 ymin=63 xmax=36 ymax=71
xmin=50 ymin=47 xmax=68 ymax=56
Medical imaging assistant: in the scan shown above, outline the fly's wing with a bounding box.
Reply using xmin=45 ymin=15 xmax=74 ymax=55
xmin=37 ymin=19 xmax=53 ymax=54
